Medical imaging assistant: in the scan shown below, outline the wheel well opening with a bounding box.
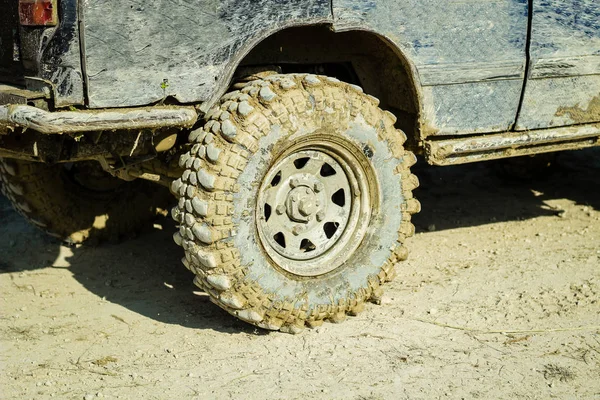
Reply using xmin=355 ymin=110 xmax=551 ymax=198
xmin=236 ymin=25 xmax=420 ymax=150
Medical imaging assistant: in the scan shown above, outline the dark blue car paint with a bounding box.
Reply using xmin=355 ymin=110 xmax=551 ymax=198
xmin=5 ymin=0 xmax=600 ymax=138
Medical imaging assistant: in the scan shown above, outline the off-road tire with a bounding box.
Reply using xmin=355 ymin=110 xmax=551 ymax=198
xmin=0 ymin=158 xmax=172 ymax=244
xmin=171 ymin=74 xmax=420 ymax=333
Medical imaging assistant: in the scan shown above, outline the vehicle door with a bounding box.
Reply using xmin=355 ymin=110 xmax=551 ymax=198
xmin=333 ymin=0 xmax=529 ymax=136
xmin=516 ymin=1 xmax=600 ymax=130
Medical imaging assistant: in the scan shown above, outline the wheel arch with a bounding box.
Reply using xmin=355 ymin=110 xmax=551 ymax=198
xmin=206 ymin=25 xmax=424 ymax=151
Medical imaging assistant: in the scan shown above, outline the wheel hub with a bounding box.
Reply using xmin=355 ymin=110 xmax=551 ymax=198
xmin=286 ymin=184 xmax=319 ymax=222
xmin=256 ymin=141 xmax=374 ymax=277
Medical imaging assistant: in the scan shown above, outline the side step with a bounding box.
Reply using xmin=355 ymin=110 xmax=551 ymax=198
xmin=425 ymin=123 xmax=600 ymax=166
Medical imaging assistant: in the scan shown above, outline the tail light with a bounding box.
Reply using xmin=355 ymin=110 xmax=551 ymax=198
xmin=18 ymin=0 xmax=58 ymax=26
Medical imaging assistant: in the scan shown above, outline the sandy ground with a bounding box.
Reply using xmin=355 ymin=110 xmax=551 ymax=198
xmin=1 ymin=149 xmax=599 ymax=400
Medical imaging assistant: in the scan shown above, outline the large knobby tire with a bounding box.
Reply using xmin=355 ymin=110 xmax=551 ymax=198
xmin=171 ymin=74 xmax=420 ymax=333
xmin=0 ymin=158 xmax=172 ymax=243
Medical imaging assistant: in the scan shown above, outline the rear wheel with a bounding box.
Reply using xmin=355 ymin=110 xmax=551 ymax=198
xmin=171 ymin=74 xmax=420 ymax=332
xmin=0 ymin=159 xmax=172 ymax=243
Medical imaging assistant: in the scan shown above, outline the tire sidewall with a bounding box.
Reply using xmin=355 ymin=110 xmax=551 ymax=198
xmin=232 ymin=96 xmax=405 ymax=306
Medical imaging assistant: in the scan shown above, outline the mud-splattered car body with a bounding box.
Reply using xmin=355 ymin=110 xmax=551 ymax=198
xmin=1 ymin=0 xmax=599 ymax=333
xmin=1 ymin=0 xmax=599 ymax=163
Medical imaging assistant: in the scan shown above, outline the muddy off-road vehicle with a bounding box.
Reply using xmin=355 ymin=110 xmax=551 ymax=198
xmin=1 ymin=0 xmax=599 ymax=332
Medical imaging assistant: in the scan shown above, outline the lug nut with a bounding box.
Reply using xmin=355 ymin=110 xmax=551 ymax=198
xmin=316 ymin=211 xmax=325 ymax=222
xmin=292 ymin=225 xmax=304 ymax=236
xmin=290 ymin=178 xmax=300 ymax=188
xmin=314 ymin=182 xmax=324 ymax=193
xmin=276 ymin=205 xmax=286 ymax=215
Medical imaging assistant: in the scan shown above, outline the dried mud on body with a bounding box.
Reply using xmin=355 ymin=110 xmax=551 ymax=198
xmin=1 ymin=149 xmax=600 ymax=400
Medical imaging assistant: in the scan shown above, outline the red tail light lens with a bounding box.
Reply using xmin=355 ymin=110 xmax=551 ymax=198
xmin=19 ymin=0 xmax=58 ymax=26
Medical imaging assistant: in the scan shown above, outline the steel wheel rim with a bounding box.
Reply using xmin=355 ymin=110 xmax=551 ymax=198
xmin=256 ymin=137 xmax=375 ymax=277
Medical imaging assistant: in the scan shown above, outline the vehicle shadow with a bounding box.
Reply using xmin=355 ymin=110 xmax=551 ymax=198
xmin=0 ymin=205 xmax=258 ymax=334
xmin=412 ymin=147 xmax=600 ymax=232
xmin=1 ymin=147 xmax=598 ymax=330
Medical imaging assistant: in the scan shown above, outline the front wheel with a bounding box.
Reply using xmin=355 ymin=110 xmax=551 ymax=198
xmin=171 ymin=74 xmax=420 ymax=332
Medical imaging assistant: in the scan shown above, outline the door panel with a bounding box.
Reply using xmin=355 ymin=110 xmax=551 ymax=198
xmin=516 ymin=0 xmax=600 ymax=130
xmin=334 ymin=0 xmax=529 ymax=136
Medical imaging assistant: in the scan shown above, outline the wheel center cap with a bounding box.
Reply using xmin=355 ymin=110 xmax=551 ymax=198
xmin=286 ymin=186 xmax=318 ymax=223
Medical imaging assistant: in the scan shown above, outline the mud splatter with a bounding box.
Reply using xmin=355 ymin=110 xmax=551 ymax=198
xmin=556 ymin=95 xmax=600 ymax=124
